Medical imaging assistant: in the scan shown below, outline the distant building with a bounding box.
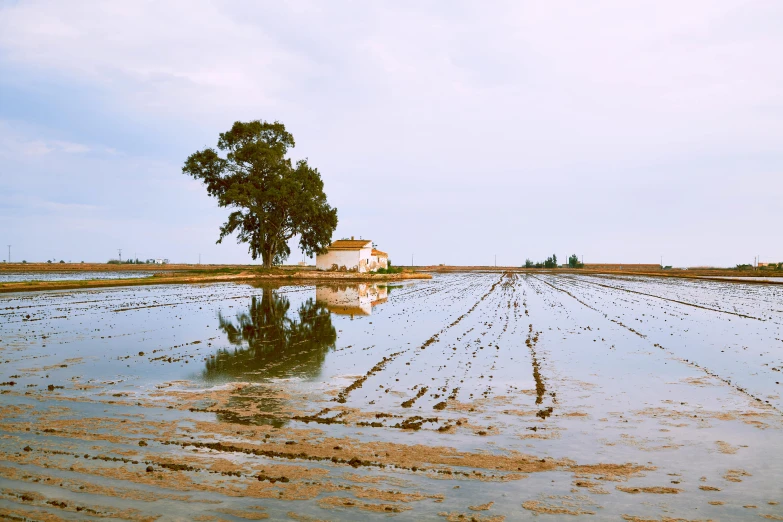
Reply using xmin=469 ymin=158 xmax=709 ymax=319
xmin=146 ymin=258 xmax=169 ymax=265
xmin=316 ymin=237 xmax=388 ymax=272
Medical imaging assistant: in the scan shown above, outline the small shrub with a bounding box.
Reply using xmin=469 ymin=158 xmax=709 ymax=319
xmin=377 ymin=262 xmax=402 ymax=274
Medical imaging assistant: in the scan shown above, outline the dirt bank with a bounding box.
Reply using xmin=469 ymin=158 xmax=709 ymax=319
xmin=0 ymin=270 xmax=431 ymax=294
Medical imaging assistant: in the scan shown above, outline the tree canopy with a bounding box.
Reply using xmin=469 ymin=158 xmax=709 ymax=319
xmin=182 ymin=120 xmax=338 ymax=268
xmin=568 ymin=254 xmax=583 ymax=268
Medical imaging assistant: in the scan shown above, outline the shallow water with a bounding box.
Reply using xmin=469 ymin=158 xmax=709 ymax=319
xmin=0 ymin=271 xmax=158 ymax=283
xmin=0 ymin=273 xmax=781 ymax=520
xmin=700 ymin=275 xmax=783 ymax=282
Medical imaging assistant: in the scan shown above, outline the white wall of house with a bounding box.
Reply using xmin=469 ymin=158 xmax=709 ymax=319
xmin=368 ymin=254 xmax=388 ymax=271
xmin=316 ymin=247 xmax=373 ymax=272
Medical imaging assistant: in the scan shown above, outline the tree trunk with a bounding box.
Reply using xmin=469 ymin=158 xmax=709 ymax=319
xmin=261 ymin=249 xmax=273 ymax=269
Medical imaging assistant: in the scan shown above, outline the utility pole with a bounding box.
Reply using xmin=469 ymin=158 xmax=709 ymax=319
xmin=198 ymin=253 xmax=201 ymax=265
xmin=118 ymin=249 xmax=122 ymax=263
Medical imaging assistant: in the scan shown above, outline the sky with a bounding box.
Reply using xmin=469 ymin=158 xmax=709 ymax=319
xmin=0 ymin=1 xmax=781 ymax=267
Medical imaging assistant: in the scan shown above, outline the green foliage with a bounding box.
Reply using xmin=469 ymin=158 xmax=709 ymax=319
xmin=543 ymin=254 xmax=558 ymax=268
xmin=735 ymin=264 xmax=753 ymax=270
xmin=567 ymin=254 xmax=583 ymax=268
xmin=107 ymin=259 xmax=121 ymax=264
xmin=59 ymin=260 xmax=65 ymax=263
xmin=524 ymin=259 xmax=534 ymax=268
xmin=377 ymin=260 xmax=402 ymax=274
xmin=183 ymin=120 xmax=338 ymax=268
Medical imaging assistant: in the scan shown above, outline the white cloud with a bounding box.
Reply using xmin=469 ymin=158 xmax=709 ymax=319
xmin=0 ymin=121 xmax=93 ymax=156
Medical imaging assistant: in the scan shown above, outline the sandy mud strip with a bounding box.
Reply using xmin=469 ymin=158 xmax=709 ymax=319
xmin=0 ymin=273 xmax=782 ymax=519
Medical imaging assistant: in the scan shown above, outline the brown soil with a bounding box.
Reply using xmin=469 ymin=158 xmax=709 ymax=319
xmin=521 ymin=500 xmax=595 ymax=515
xmin=439 ymin=512 xmax=506 ymax=522
xmin=616 ymin=486 xmax=681 ymax=494
xmin=469 ymin=502 xmax=494 ymax=511
xmin=316 ymin=496 xmax=412 ymax=513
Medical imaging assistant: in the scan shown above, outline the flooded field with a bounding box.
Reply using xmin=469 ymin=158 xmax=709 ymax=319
xmin=0 ymin=273 xmax=782 ymax=521
xmin=0 ymin=272 xmax=159 ymax=283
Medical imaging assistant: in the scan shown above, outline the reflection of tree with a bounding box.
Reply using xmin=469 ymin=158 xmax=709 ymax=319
xmin=204 ymin=287 xmax=336 ymax=381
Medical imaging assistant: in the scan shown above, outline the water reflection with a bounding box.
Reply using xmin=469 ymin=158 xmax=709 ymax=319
xmin=205 ymin=286 xmax=337 ymax=381
xmin=316 ymin=283 xmax=388 ymax=316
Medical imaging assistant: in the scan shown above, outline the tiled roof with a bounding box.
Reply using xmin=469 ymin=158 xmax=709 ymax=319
xmin=372 ymin=249 xmax=388 ymax=257
xmin=329 ymin=239 xmax=372 ymax=250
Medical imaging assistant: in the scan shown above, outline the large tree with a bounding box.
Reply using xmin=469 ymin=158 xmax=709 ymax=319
xmin=183 ymin=120 xmax=338 ymax=268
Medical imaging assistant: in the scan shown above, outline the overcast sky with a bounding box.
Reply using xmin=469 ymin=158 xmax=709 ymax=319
xmin=1 ymin=1 xmax=781 ymax=267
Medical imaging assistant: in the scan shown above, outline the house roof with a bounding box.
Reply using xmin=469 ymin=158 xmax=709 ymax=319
xmin=372 ymin=249 xmax=388 ymax=257
xmin=328 ymin=239 xmax=372 ymax=250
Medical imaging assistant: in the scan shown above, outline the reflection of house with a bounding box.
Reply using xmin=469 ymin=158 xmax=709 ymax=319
xmin=316 ymin=284 xmax=388 ymax=316
xmin=316 ymin=237 xmax=388 ymax=272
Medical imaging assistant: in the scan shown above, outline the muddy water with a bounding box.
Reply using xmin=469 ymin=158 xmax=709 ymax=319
xmin=0 ymin=273 xmax=781 ymax=520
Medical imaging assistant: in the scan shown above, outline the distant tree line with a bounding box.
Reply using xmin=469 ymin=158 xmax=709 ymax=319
xmin=736 ymin=262 xmax=783 ymax=270
xmin=524 ymin=254 xmax=583 ymax=269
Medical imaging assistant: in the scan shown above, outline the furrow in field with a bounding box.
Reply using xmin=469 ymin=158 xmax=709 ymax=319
xmin=536 ymin=274 xmax=783 ymax=415
xmin=565 ymin=275 xmax=764 ymax=321
xmin=332 ymin=274 xmax=504 ymax=407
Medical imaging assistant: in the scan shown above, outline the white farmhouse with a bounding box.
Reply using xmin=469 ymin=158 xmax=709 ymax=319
xmin=316 ymin=237 xmax=388 ymax=272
